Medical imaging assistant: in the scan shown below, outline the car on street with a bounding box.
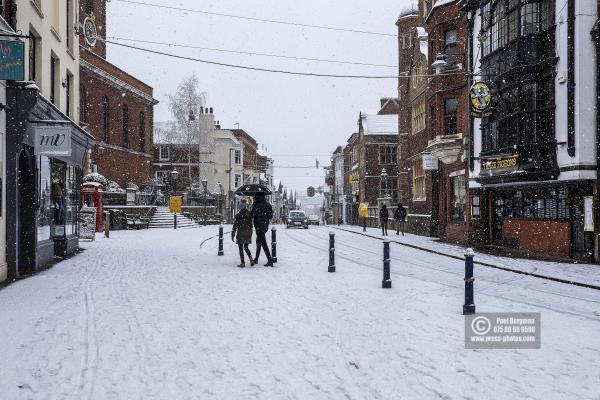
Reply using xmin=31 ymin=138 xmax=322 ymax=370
xmin=286 ymin=210 xmax=309 ymax=229
xmin=308 ymin=215 xmax=320 ymax=225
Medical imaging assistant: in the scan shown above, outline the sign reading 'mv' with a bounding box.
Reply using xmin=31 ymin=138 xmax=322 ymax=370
xmin=34 ymin=126 xmax=72 ymax=156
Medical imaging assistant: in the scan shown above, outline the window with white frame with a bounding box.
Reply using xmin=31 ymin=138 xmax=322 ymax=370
xmin=235 ymin=174 xmax=241 ymax=188
xmin=234 ymin=150 xmax=241 ymax=164
xmin=159 ymin=146 xmax=170 ymax=161
xmin=379 ymin=145 xmax=397 ymax=165
xmin=412 ymin=158 xmax=426 ymax=201
xmin=411 ymin=98 xmax=426 ymax=134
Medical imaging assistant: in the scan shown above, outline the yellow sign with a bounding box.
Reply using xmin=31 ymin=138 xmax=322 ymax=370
xmin=169 ymin=196 xmax=182 ymax=213
xmin=349 ymin=175 xmax=359 ymax=184
xmin=481 ymin=155 xmax=518 ymax=171
xmin=470 ymin=81 xmax=492 ymax=116
xmin=358 ymin=202 xmax=369 ymax=218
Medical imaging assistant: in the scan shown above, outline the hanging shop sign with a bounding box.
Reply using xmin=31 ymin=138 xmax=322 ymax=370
xmin=584 ymin=196 xmax=594 ymax=232
xmin=78 ymin=206 xmax=97 ymax=241
xmin=481 ymin=155 xmax=518 ymax=171
xmin=0 ymin=40 xmax=25 ymax=81
xmin=422 ymin=154 xmax=439 ymax=170
xmin=34 ymin=125 xmax=72 ymax=156
xmin=349 ymin=175 xmax=360 ymax=184
xmin=470 ymin=81 xmax=492 ymax=117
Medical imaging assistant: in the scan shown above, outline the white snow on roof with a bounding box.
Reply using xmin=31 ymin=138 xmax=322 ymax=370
xmin=433 ymin=0 xmax=457 ymax=9
xmin=361 ymin=114 xmax=398 ymax=135
xmin=416 ymin=27 xmax=429 ymax=61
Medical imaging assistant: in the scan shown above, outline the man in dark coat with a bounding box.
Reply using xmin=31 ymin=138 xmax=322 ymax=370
xmin=251 ymin=193 xmax=274 ymax=266
xmin=380 ymin=204 xmax=389 ymax=236
xmin=394 ymin=203 xmax=407 ymax=235
xmin=231 ymin=199 xmax=254 ymax=268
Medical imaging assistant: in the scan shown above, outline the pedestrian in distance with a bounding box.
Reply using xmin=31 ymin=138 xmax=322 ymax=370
xmin=251 ymin=193 xmax=274 ymax=266
xmin=231 ymin=199 xmax=255 ymax=268
xmin=380 ymin=204 xmax=389 ymax=236
xmin=394 ymin=203 xmax=407 ymax=236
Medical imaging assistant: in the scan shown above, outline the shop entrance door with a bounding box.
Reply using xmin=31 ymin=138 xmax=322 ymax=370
xmin=18 ymin=150 xmax=36 ymax=274
xmin=491 ymin=198 xmax=504 ymax=244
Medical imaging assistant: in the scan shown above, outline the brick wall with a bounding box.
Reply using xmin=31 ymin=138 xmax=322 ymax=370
xmin=503 ymin=220 xmax=570 ymax=259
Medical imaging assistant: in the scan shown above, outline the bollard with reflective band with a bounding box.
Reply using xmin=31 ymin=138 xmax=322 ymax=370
xmin=463 ymin=248 xmax=476 ymax=315
xmin=271 ymin=227 xmax=277 ymax=263
xmin=104 ymin=211 xmax=110 ymax=238
xmin=328 ymin=232 xmax=336 ymax=273
xmin=218 ymin=225 xmax=224 ymax=256
xmin=382 ymin=240 xmax=392 ymax=288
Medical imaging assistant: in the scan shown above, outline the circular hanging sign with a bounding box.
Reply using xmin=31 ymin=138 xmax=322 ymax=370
xmin=469 ymin=81 xmax=492 ymax=116
xmin=83 ymin=13 xmax=98 ymax=47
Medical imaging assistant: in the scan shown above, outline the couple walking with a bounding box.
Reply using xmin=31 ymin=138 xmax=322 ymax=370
xmin=379 ymin=203 xmax=407 ymax=236
xmin=231 ymin=193 xmax=274 ymax=268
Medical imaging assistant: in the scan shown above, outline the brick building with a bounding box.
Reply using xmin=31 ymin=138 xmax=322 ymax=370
xmin=79 ymin=0 xmax=158 ymax=187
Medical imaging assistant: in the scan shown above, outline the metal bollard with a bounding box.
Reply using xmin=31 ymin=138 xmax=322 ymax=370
xmin=463 ymin=248 xmax=476 ymax=315
xmin=328 ymin=232 xmax=335 ymax=273
xmin=382 ymin=240 xmax=392 ymax=288
xmin=174 ymin=213 xmax=177 ymax=230
xmin=363 ymin=217 xmax=367 ymax=232
xmin=104 ymin=211 xmax=110 ymax=238
xmin=218 ymin=225 xmax=224 ymax=256
xmin=271 ymin=227 xmax=277 ymax=263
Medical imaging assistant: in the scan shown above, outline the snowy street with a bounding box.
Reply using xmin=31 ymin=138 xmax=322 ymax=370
xmin=1 ymin=226 xmax=600 ymax=400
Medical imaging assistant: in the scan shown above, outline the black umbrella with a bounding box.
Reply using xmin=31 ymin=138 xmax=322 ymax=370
xmin=235 ymin=184 xmax=272 ymax=196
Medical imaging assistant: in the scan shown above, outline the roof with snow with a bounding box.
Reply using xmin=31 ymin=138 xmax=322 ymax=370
xmin=416 ymin=27 xmax=429 ymax=61
xmin=361 ymin=114 xmax=398 ymax=136
xmin=397 ymin=3 xmax=419 ymax=21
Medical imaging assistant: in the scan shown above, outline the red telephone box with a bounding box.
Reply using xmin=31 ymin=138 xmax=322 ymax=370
xmin=82 ymin=182 xmax=104 ymax=232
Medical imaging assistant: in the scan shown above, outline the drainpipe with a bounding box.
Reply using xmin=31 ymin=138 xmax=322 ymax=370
xmin=593 ymin=20 xmax=600 ymax=262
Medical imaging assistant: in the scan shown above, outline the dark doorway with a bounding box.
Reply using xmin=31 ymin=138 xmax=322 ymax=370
xmin=491 ymin=197 xmax=504 ymax=244
xmin=18 ymin=150 xmax=37 ymax=275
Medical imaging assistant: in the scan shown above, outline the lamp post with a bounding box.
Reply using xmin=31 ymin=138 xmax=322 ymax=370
xmin=380 ymin=168 xmax=390 ymax=199
xmin=171 ymin=167 xmax=179 ymax=194
xmin=201 ymin=178 xmax=208 ymax=224
xmin=217 ymin=181 xmax=224 ymax=220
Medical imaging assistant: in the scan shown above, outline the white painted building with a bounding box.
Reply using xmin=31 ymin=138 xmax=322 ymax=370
xmin=466 ymin=0 xmax=598 ymax=260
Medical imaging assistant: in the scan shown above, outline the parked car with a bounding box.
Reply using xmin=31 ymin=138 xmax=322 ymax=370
xmin=286 ymin=210 xmax=309 ymax=229
xmin=308 ymin=215 xmax=320 ymax=225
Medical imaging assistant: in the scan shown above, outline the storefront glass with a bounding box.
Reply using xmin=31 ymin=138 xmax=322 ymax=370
xmin=65 ymin=166 xmax=80 ymax=235
xmin=37 ymin=156 xmax=52 ymax=242
xmin=452 ymin=175 xmax=467 ymax=222
xmin=51 ymin=162 xmax=66 ymax=237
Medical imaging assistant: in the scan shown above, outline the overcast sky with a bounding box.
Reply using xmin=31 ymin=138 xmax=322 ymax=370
xmin=107 ymin=0 xmax=411 ymax=192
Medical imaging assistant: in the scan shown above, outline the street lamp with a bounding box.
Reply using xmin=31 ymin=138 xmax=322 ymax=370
xmin=171 ymin=167 xmax=179 ymax=194
xmin=217 ymin=181 xmax=224 ymax=217
xmin=201 ymin=178 xmax=208 ymax=224
xmin=380 ymin=168 xmax=390 ymax=198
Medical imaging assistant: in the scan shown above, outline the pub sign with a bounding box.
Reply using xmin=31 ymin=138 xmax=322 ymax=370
xmin=0 ymin=40 xmax=25 ymax=81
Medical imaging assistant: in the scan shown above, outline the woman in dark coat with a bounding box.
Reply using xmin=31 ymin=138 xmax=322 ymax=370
xmin=380 ymin=204 xmax=389 ymax=236
xmin=394 ymin=203 xmax=407 ymax=236
xmin=251 ymin=193 xmax=274 ymax=266
xmin=232 ymin=199 xmax=254 ymax=268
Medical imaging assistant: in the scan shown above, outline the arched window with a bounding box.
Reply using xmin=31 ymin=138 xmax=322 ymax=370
xmin=122 ymin=104 xmax=129 ymax=148
xmin=139 ymin=111 xmax=146 ymax=152
xmin=79 ymin=85 xmax=87 ymax=123
xmin=101 ymin=95 xmax=109 ymax=143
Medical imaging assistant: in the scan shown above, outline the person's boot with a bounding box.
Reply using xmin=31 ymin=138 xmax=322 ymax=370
xmin=250 ymin=259 xmax=256 ymax=266
xmin=253 ymin=258 xmax=258 ymax=265
xmin=264 ymin=260 xmax=274 ymax=267
xmin=238 ymin=263 xmax=246 ymax=268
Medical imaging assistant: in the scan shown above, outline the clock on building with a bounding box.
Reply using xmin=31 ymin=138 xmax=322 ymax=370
xmin=83 ymin=13 xmax=98 ymax=47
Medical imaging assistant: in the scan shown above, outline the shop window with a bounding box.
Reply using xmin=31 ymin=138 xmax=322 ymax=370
xmin=412 ymin=158 xmax=425 ymax=201
xmin=51 ymin=162 xmax=66 ymax=237
xmin=379 ymin=145 xmax=397 ymax=165
xmin=452 ymin=175 xmax=467 ymax=222
xmin=471 ymin=195 xmax=481 ymax=219
xmin=101 ymin=96 xmax=109 ymax=143
xmin=122 ymin=104 xmax=129 ymax=148
xmin=65 ymin=166 xmax=79 ymax=236
xmin=444 ymin=99 xmax=458 ymax=135
xmin=37 ymin=156 xmax=52 ymax=242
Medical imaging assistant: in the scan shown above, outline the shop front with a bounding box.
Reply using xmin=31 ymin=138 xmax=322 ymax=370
xmin=5 ymin=83 xmax=92 ymax=278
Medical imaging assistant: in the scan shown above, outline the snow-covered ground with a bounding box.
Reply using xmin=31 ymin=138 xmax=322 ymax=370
xmin=1 ymin=225 xmax=599 ymax=399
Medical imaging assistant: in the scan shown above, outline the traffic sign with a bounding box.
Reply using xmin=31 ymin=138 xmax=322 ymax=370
xmin=169 ymin=196 xmax=182 ymax=213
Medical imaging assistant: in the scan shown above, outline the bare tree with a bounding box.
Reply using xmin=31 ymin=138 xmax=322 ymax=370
xmin=167 ymin=75 xmax=206 ymax=185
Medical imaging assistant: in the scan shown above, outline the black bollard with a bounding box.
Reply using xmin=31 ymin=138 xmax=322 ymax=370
xmin=382 ymin=240 xmax=392 ymax=288
xmin=328 ymin=232 xmax=336 ymax=273
xmin=104 ymin=211 xmax=110 ymax=238
xmin=271 ymin=227 xmax=277 ymax=263
xmin=218 ymin=225 xmax=224 ymax=256
xmin=174 ymin=213 xmax=177 ymax=230
xmin=463 ymin=248 xmax=475 ymax=314
xmin=363 ymin=217 xmax=367 ymax=232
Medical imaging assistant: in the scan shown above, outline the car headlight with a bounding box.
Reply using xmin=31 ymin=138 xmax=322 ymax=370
xmin=288 ymin=218 xmax=292 ymax=223
xmin=304 ymin=219 xmax=308 ymax=223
